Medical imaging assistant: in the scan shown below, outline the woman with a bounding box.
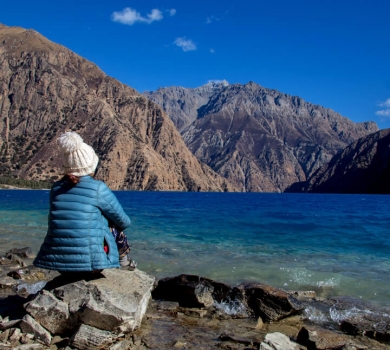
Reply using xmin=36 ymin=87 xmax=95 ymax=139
xmin=34 ymin=131 xmax=135 ymax=272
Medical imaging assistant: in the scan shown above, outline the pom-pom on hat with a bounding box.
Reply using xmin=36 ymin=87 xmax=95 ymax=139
xmin=58 ymin=131 xmax=99 ymax=176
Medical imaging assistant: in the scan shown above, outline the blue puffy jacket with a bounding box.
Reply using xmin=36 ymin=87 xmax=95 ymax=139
xmin=33 ymin=176 xmax=131 ymax=272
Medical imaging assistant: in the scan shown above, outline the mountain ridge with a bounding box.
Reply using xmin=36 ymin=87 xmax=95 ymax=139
xmin=0 ymin=24 xmax=236 ymax=192
xmin=144 ymin=82 xmax=377 ymax=192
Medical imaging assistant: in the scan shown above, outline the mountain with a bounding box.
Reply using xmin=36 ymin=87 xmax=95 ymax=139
xmin=0 ymin=24 xmax=235 ymax=192
xmin=144 ymin=80 xmax=229 ymax=132
xmin=144 ymin=82 xmax=378 ymax=192
xmin=287 ymin=128 xmax=390 ymax=194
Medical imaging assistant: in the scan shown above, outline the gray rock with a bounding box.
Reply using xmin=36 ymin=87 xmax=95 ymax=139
xmin=26 ymin=268 xmax=155 ymax=334
xmin=20 ymin=314 xmax=51 ymax=346
xmin=260 ymin=332 xmax=300 ymax=350
xmin=19 ymin=333 xmax=34 ymax=344
xmin=8 ymin=327 xmax=21 ymax=341
xmin=69 ymin=324 xmax=113 ymax=350
xmin=24 ymin=289 xmax=72 ymax=334
xmin=0 ymin=319 xmax=22 ymax=330
xmin=0 ymin=328 xmax=10 ymax=343
xmin=109 ymin=339 xmax=134 ymax=350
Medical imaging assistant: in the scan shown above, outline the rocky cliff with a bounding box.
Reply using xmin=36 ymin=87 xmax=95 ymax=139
xmin=145 ymin=82 xmax=378 ymax=192
xmin=0 ymin=24 xmax=234 ymax=191
xmin=143 ymin=80 xmax=229 ymax=132
xmin=287 ymin=128 xmax=390 ymax=194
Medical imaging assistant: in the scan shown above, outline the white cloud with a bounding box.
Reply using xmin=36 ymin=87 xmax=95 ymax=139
xmin=174 ymin=37 xmax=197 ymax=52
xmin=376 ymin=109 xmax=390 ymax=117
xmin=378 ymin=98 xmax=390 ymax=108
xmin=207 ymin=79 xmax=228 ymax=85
xmin=169 ymin=9 xmax=177 ymax=16
xmin=206 ymin=11 xmax=229 ymax=24
xmin=112 ymin=7 xmax=163 ymax=25
xmin=206 ymin=15 xmax=219 ymax=24
xmin=375 ymin=98 xmax=390 ymax=118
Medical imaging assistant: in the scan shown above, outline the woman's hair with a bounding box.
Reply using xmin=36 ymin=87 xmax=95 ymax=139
xmin=62 ymin=173 xmax=95 ymax=186
xmin=63 ymin=174 xmax=80 ymax=185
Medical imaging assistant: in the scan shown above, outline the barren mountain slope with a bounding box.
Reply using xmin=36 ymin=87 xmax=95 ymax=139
xmin=146 ymin=82 xmax=378 ymax=192
xmin=0 ymin=24 xmax=235 ymax=191
xmin=290 ymin=128 xmax=390 ymax=194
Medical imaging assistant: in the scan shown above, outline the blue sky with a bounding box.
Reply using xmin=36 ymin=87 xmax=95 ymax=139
xmin=1 ymin=0 xmax=390 ymax=129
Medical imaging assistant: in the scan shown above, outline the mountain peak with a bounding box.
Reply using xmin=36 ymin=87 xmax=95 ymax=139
xmin=194 ymin=80 xmax=229 ymax=94
xmin=0 ymin=24 xmax=64 ymax=54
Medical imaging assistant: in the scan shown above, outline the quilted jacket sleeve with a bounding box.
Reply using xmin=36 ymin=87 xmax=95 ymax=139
xmin=96 ymin=182 xmax=131 ymax=231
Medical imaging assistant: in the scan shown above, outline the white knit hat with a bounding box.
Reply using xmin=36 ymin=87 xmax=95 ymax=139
xmin=58 ymin=131 xmax=99 ymax=176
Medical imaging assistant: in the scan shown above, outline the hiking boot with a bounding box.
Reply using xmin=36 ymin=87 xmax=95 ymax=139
xmin=119 ymin=255 xmax=137 ymax=271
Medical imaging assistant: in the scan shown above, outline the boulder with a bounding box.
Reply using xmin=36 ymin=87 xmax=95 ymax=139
xmin=24 ymin=268 xmax=155 ymax=334
xmin=240 ymin=282 xmax=304 ymax=321
xmin=152 ymin=274 xmax=246 ymax=311
xmin=152 ymin=274 xmax=305 ymax=321
xmin=153 ymin=274 xmax=222 ymax=307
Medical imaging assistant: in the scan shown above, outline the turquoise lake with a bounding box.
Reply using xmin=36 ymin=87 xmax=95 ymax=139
xmin=0 ymin=190 xmax=389 ymax=308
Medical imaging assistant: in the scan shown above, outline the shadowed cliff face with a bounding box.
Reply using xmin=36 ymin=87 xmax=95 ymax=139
xmin=0 ymin=25 xmax=236 ymax=192
xmin=145 ymin=82 xmax=378 ymax=192
xmin=290 ymin=128 xmax=390 ymax=194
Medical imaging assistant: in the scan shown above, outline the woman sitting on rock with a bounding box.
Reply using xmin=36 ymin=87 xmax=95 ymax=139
xmin=34 ymin=131 xmax=136 ymax=272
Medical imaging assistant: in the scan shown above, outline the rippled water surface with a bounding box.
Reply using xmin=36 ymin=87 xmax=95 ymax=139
xmin=1 ymin=190 xmax=389 ymax=307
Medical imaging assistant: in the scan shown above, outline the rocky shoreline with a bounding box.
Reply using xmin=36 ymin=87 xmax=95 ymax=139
xmin=0 ymin=248 xmax=389 ymax=349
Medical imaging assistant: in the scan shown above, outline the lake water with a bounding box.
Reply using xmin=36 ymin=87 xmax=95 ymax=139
xmin=1 ymin=190 xmax=389 ymax=310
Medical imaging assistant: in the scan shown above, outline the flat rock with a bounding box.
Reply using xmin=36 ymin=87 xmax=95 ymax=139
xmin=260 ymin=332 xmax=300 ymax=350
xmin=297 ymin=326 xmax=365 ymax=350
